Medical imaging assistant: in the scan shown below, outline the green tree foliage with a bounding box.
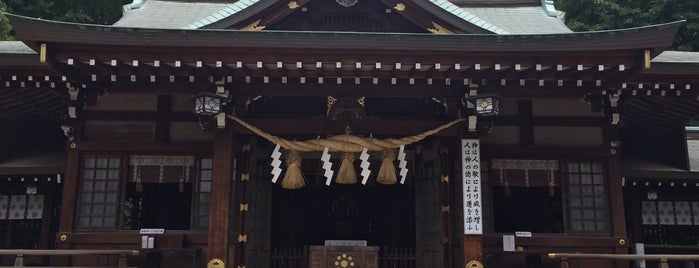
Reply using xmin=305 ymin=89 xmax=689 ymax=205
xmin=557 ymin=0 xmax=699 ymax=51
xmin=0 ymin=1 xmax=12 ymax=40
xmin=0 ymin=0 xmax=131 ymax=40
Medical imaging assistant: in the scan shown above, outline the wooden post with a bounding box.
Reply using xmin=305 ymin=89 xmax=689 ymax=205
xmin=208 ymin=125 xmax=234 ymax=267
xmin=560 ymin=257 xmax=569 ymax=268
xmin=605 ymin=123 xmax=629 ymax=268
xmin=660 ymin=258 xmax=669 ymax=268
xmin=56 ymin=145 xmax=81 ymax=266
xmin=14 ymin=253 xmax=24 ymax=266
xmin=58 ymin=147 xmax=80 ymax=233
xmin=118 ymin=253 xmax=128 ymax=268
xmin=463 ymin=236 xmax=483 ymax=265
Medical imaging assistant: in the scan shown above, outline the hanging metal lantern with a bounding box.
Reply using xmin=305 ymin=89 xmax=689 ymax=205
xmin=474 ymin=96 xmax=500 ymax=116
xmin=193 ymin=92 xmax=224 ymax=116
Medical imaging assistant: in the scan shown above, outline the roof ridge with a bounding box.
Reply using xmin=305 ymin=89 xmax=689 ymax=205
xmin=429 ymin=0 xmax=510 ymax=34
xmin=122 ymin=0 xmax=146 ymax=13
xmin=183 ymin=0 xmax=261 ymax=29
xmin=540 ymin=0 xmax=563 ymax=18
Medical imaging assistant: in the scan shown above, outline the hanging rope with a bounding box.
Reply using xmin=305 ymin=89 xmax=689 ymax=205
xmin=228 ymin=115 xmax=465 ymax=152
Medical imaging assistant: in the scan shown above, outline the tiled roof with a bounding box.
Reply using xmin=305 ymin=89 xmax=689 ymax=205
xmin=0 ymin=41 xmax=36 ymax=54
xmin=429 ymin=0 xmax=509 ymax=34
xmin=113 ymin=0 xmax=240 ymax=29
xmin=113 ymin=0 xmax=571 ymax=34
xmin=653 ymin=51 xmax=699 ymax=63
xmin=455 ymin=6 xmax=571 ymax=34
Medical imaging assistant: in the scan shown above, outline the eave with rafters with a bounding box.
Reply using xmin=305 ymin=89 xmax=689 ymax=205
xmin=4 ymin=14 xmax=684 ymax=95
xmin=1 ymin=11 xmax=698 ymax=138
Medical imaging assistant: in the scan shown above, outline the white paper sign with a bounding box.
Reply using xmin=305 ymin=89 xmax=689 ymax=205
xmin=515 ymin=231 xmax=532 ymax=237
xmin=502 ymin=235 xmax=515 ymax=252
xmin=462 ymin=139 xmax=482 ymax=235
xmin=26 ymin=195 xmax=44 ymax=219
xmin=8 ymin=195 xmax=26 ymax=219
xmin=139 ymin=228 xmax=165 ymax=234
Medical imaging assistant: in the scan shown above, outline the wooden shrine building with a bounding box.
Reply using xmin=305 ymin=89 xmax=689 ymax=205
xmin=2 ymin=0 xmax=699 ymax=267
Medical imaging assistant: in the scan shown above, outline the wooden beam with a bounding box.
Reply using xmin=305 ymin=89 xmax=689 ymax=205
xmin=518 ymin=100 xmax=534 ymax=146
xmin=155 ymin=95 xmax=172 ymax=142
xmin=69 ymin=141 xmax=211 ymax=153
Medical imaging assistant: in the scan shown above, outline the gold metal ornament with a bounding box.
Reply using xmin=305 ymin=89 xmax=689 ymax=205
xmin=428 ymin=22 xmax=455 ymax=34
xmin=288 ymin=1 xmax=300 ymax=9
xmin=334 ymin=253 xmax=355 ymax=268
xmin=240 ymin=19 xmax=266 ymax=31
xmin=207 ymin=258 xmax=225 ymax=268
xmin=466 ymin=260 xmax=484 ymax=268
xmin=394 ymin=3 xmax=405 ymax=11
xmin=610 ymin=148 xmax=617 ymax=155
xmin=69 ymin=143 xmax=77 ymax=149
xmin=618 ymin=238 xmax=626 ymax=246
xmin=441 ymin=205 xmax=450 ymax=213
xmin=59 ymin=234 xmax=67 ymax=241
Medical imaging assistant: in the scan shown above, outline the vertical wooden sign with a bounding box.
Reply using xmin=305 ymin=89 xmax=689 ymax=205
xmin=461 ymin=139 xmax=482 ymax=235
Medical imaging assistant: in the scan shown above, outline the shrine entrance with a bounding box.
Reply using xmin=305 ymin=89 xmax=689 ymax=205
xmin=239 ymin=136 xmax=451 ymax=268
xmin=271 ymin=180 xmax=416 ymax=247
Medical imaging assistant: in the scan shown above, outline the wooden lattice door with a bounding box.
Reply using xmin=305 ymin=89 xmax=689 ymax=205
xmin=244 ymin=139 xmax=273 ymax=267
xmin=415 ymin=139 xmax=446 ymax=268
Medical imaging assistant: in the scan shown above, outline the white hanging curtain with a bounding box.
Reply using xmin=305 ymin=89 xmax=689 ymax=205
xmin=129 ymin=155 xmax=195 ymax=183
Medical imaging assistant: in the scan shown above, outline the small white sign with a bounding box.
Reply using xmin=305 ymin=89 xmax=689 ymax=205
xmin=502 ymin=235 xmax=515 ymax=252
xmin=635 ymin=243 xmax=646 ymax=268
xmin=515 ymin=231 xmax=532 ymax=237
xmin=139 ymin=228 xmax=165 ymax=235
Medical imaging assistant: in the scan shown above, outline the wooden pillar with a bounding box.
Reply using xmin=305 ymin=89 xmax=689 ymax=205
xmin=58 ymin=146 xmax=80 ymax=233
xmin=605 ymin=122 xmax=629 ymax=268
xmin=55 ymin=144 xmax=81 ymax=265
xmin=463 ymin=236 xmax=483 ymax=266
xmin=208 ymin=126 xmax=234 ymax=267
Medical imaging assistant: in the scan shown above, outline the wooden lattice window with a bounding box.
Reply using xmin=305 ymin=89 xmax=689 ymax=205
xmin=195 ymin=158 xmax=212 ymax=229
xmin=76 ymin=157 xmax=121 ymax=229
xmin=566 ymin=160 xmax=610 ymax=233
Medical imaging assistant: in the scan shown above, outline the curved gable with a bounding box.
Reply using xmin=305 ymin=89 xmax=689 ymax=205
xmin=113 ymin=0 xmax=569 ymax=34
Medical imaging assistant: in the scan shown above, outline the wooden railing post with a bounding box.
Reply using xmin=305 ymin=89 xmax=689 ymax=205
xmin=660 ymin=258 xmax=669 ymax=268
xmin=118 ymin=253 xmax=128 ymax=268
xmin=13 ymin=253 xmax=24 ymax=267
xmin=686 ymin=260 xmax=696 ymax=268
xmin=560 ymin=256 xmax=569 ymax=268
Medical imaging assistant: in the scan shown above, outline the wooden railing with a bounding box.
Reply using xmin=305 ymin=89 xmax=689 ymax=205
xmin=270 ymin=246 xmax=308 ymax=268
xmin=548 ymin=253 xmax=699 ymax=268
xmin=0 ymin=249 xmax=139 ymax=268
xmin=269 ymin=246 xmax=416 ymax=268
xmin=379 ymin=247 xmax=416 ymax=268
